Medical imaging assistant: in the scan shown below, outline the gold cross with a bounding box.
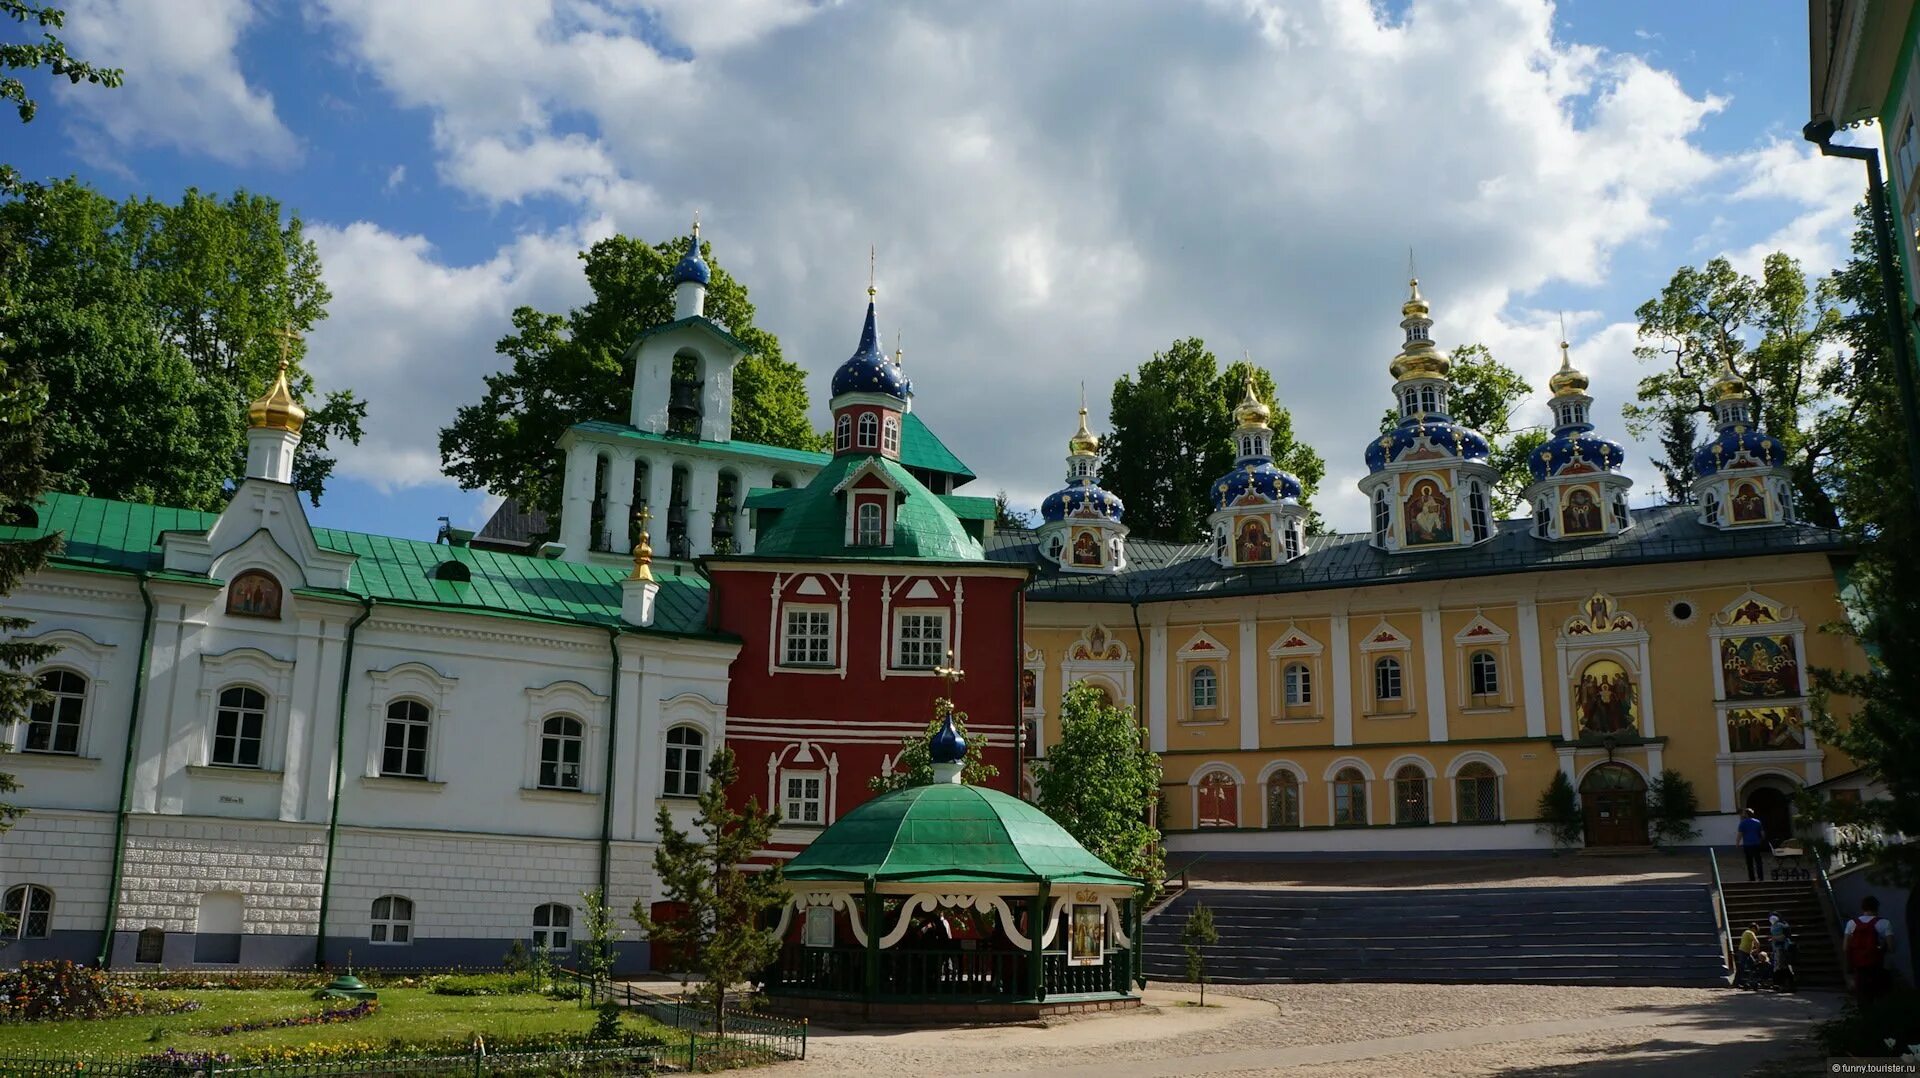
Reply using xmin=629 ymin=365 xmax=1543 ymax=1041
xmin=868 ymin=245 xmax=877 ymax=298
xmin=932 ymin=649 xmax=965 ymax=691
xmin=274 ymin=325 xmax=298 ymax=372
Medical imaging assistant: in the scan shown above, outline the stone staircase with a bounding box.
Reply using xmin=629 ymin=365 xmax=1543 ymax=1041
xmin=1142 ymin=884 xmax=1729 ymax=987
xmin=1719 ymin=879 xmax=1844 ymax=989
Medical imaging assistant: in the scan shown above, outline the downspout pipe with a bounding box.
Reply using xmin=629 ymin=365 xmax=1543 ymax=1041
xmin=1803 ymin=118 xmax=1920 ymax=494
xmin=599 ymin=627 xmax=623 ymax=905
xmin=314 ymin=596 xmax=374 ymax=968
xmin=1012 ymin=587 xmax=1024 ymax=796
xmin=95 ymin=573 xmax=154 ymax=967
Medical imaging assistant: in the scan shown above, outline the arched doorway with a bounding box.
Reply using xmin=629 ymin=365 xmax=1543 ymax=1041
xmin=1580 ymin=764 xmax=1647 ymax=847
xmin=1743 ymin=783 xmax=1795 ymax=847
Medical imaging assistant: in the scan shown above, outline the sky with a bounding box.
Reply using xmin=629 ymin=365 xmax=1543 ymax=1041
xmin=4 ymin=0 xmax=1876 ymax=539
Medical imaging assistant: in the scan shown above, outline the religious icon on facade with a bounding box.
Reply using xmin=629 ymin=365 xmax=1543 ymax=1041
xmin=1068 ymin=904 xmax=1106 ymax=966
xmin=803 ymin=906 xmax=835 ymax=948
xmin=1403 ymin=478 xmax=1452 ymax=546
xmin=1021 ymin=669 xmax=1037 ymax=709
xmin=1730 ymin=480 xmax=1769 ymax=524
xmin=1727 ymin=706 xmax=1806 ymax=752
xmin=1560 ymin=486 xmax=1603 ymax=536
xmin=226 ymin=570 xmax=282 ymax=619
xmin=1236 ymin=517 xmax=1273 ymax=563
xmin=1072 ymin=530 xmax=1101 ymax=566
xmin=1574 ymin=658 xmax=1637 ymax=736
xmin=1720 ymin=635 xmax=1800 ymax=699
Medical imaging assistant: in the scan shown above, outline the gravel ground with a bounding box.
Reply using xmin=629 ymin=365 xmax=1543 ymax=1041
xmin=761 ymin=981 xmax=1837 ymax=1077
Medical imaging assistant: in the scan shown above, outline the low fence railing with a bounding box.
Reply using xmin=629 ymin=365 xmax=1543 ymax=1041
xmin=605 ymin=980 xmax=808 ymax=1067
xmin=0 ymin=1043 xmax=658 ymax=1076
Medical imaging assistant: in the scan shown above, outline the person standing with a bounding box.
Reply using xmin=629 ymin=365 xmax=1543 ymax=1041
xmin=1843 ymin=895 xmax=1895 ymax=1004
xmin=1735 ymin=808 xmax=1769 ymax=881
xmin=1768 ymin=913 xmax=1794 ymax=991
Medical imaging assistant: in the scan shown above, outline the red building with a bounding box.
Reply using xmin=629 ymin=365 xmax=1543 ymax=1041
xmin=707 ymin=291 xmax=1029 ymax=859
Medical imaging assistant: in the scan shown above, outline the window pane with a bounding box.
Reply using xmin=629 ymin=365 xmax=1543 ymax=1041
xmin=393 ymin=925 xmax=410 ymax=944
xmin=372 ymin=924 xmax=388 ymax=942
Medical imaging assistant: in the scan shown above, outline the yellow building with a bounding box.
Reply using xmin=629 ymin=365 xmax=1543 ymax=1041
xmin=998 ymin=283 xmax=1857 ymax=854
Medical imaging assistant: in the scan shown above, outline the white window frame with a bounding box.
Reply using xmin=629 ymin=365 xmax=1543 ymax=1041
xmin=25 ymin=668 xmax=87 ymax=755
xmin=532 ymin=903 xmax=572 ymax=952
xmin=197 ymin=648 xmax=293 ymax=772
xmin=1468 ymin=650 xmax=1500 ymax=700
xmin=856 ymin=412 xmax=879 ymax=449
xmin=14 ymin=629 xmax=114 ymax=758
xmin=782 ymin=769 xmax=826 ymax=826
xmin=380 ymin=698 xmax=432 ymax=779
xmin=1390 ymin=761 xmax=1433 ymax=825
xmin=1358 ymin=620 xmax=1415 ymax=716
xmin=856 ymin=501 xmax=885 ymax=546
xmin=780 ymin=604 xmax=836 ymax=668
xmin=882 ymin=416 xmax=899 ymax=454
xmin=370 ymin=895 xmax=413 ymax=945
xmin=663 ymin=724 xmax=705 ymax=798
xmin=364 ymin=662 xmax=457 ymax=782
xmin=1190 ymin=665 xmax=1218 ymax=709
xmin=1468 ymin=481 xmax=1491 ymax=542
xmin=1371 ymin=488 xmax=1391 ymax=544
xmin=521 ymin=681 xmax=607 ymax=795
xmin=538 ymin=714 xmax=586 ymax=791
xmin=1266 ymin=624 xmax=1324 ymax=722
xmin=1372 ymin=657 xmax=1403 ymax=707
xmin=835 ymin=413 xmax=851 ymax=451
xmin=212 ymin=685 xmax=269 ymax=769
xmin=892 ymin=609 xmax=948 ymax=670
xmin=1283 ymin=662 xmax=1312 ymax=707
xmin=3 ymin=884 xmax=53 ymax=940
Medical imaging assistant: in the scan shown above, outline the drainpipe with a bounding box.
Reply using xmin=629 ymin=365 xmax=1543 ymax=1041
xmin=95 ymin=574 xmax=154 ymax=967
xmin=1803 ymin=118 xmax=1920 ymax=493
xmin=599 ymin=628 xmax=623 ymax=904
xmin=314 ymin=596 xmax=374 ymax=968
xmin=1127 ymin=590 xmax=1148 ymax=740
xmin=1012 ymin=587 xmax=1024 ymax=797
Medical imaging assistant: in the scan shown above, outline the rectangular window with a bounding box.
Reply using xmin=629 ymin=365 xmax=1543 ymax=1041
xmin=781 ymin=607 xmax=834 ymax=667
xmin=894 ymin=611 xmax=946 ymax=669
xmin=783 ymin=772 xmax=824 ymax=826
xmin=213 ymin=700 xmax=265 ymax=767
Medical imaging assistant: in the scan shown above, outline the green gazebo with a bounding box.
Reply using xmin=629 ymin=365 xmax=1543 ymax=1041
xmin=761 ymin=716 xmax=1144 ymax=1022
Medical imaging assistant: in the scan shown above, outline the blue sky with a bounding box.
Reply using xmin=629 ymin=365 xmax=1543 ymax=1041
xmin=5 ymin=0 xmax=1867 ymax=537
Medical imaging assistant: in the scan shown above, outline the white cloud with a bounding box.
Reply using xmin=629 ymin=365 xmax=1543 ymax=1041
xmin=57 ymin=0 xmax=298 ymax=166
xmin=1722 ymin=139 xmax=1869 ymax=277
xmin=300 ymin=0 xmax=1754 ymax=530
xmin=384 ymin=164 xmax=407 ymax=192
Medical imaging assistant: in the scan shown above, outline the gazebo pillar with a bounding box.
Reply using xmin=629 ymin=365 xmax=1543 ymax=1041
xmin=863 ymin=878 xmax=880 ymax=1002
xmin=1029 ymin=882 xmax=1049 ymax=1002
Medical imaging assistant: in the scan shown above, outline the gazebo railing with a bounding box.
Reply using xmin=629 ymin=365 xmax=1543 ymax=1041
xmin=1043 ymin=950 xmax=1130 ymax=996
xmin=880 ymin=948 xmax=1031 ymax=998
xmin=765 ymin=943 xmax=865 ymax=998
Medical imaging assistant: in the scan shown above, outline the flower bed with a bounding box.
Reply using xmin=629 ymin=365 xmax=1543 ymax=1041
xmin=0 ymin=961 xmax=200 ymax=1021
xmin=200 ymin=999 xmax=378 ymax=1036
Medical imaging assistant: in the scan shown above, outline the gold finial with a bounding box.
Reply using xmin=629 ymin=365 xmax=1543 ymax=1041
xmin=1233 ymin=359 xmax=1271 ymax=429
xmin=933 ymin=649 xmax=965 ymax=690
xmin=1711 ymin=354 xmax=1750 ymax=402
xmin=1549 ymin=333 xmax=1588 ymax=398
xmin=893 ymin=330 xmax=903 ymax=367
xmin=248 ymin=328 xmax=307 ymax=434
xmin=1068 ymin=383 xmax=1099 ymax=456
xmin=691 ymin=210 xmax=700 ymax=241
xmin=629 ymin=507 xmax=654 ymax=582
xmin=867 ymin=245 xmax=876 ymax=299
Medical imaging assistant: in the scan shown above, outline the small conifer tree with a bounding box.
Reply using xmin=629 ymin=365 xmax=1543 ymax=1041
xmin=1648 ymin=769 xmax=1702 ymax=846
xmin=1180 ymin=902 xmax=1218 ymax=1006
xmin=1536 ymin=771 xmax=1583 ymax=850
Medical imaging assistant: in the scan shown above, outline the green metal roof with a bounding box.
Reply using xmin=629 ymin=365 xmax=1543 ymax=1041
xmin=2 ymin=492 xmax=719 ymax=638
xmin=743 ymin=486 xmax=802 ymax=510
xmin=782 ymin=782 xmax=1138 ymax=887
xmin=937 ymin=494 xmax=996 ymax=522
xmin=750 ymin=454 xmax=984 ymax=561
xmin=900 ymin=412 xmax=974 ymax=482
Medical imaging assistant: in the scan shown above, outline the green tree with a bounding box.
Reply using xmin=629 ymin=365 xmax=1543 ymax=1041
xmin=635 ymin=746 xmax=786 ymax=1033
xmin=1535 ymin=771 xmax=1582 ymax=850
xmin=1647 ymin=769 xmax=1701 ymax=847
xmin=576 ymin=888 xmax=621 ymax=1029
xmin=1033 ymin=682 xmax=1163 ymax=894
xmin=1179 ymin=902 xmax=1217 ymax=1006
xmin=2 ymin=1 xmax=121 ymax=194
xmin=1377 ymin=344 xmax=1540 ymax=516
xmin=1650 ymin=411 xmax=1699 ymax=504
xmin=1626 ymin=254 xmax=1845 ymax=527
xmin=992 ymin=489 xmax=1033 ymax=531
xmin=0 ymin=179 xmax=365 ymax=508
xmin=869 ymin=704 xmax=998 ymax=794
xmin=440 ymin=234 xmax=824 ymax=524
xmin=1102 ymin=339 xmax=1327 ymax=541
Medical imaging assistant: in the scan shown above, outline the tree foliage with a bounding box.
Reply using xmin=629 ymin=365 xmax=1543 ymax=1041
xmin=1377 ymin=343 xmax=1541 ymax=517
xmin=1534 ymin=771 xmax=1581 ymax=850
xmin=869 ymin=702 xmax=998 ymax=794
xmin=1 ymin=1 xmax=121 ymax=194
xmin=440 ymin=234 xmax=823 ymax=525
xmin=1650 ymin=411 xmax=1699 ymax=504
xmin=635 ymin=746 xmax=786 ymax=1033
xmin=1179 ymin=902 xmax=1217 ymax=1006
xmin=1647 ymin=769 xmax=1701 ymax=847
xmin=1032 ymin=682 xmax=1163 ymax=894
xmin=1101 ymin=339 xmax=1327 ymax=541
xmin=992 ymin=489 xmax=1033 ymax=531
xmin=0 ymin=179 xmax=364 ymax=508
xmin=1627 ymin=253 xmax=1849 ymax=527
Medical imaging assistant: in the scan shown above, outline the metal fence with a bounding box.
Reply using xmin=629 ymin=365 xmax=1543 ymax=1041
xmin=0 ymin=1044 xmax=658 ymax=1077
xmin=607 ymin=981 xmax=808 ymax=1068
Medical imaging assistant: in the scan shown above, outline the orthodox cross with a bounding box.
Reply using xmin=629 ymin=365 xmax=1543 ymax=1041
xmin=933 ymin=649 xmax=965 ymax=693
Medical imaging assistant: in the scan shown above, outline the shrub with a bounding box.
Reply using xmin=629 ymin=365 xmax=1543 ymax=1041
xmin=200 ymin=999 xmax=379 ymax=1036
xmin=1648 ymin=769 xmax=1702 ymax=846
xmin=0 ymin=961 xmax=200 ymax=1021
xmin=1535 ymin=771 xmax=1583 ymax=849
xmin=1815 ymin=987 xmax=1920 ymax=1058
xmin=427 ymin=972 xmax=530 ymax=996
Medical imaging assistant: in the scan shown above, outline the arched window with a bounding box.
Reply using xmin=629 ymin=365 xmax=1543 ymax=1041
xmin=539 ymin=715 xmax=584 ymax=791
xmin=1704 ymin=490 xmax=1721 ymax=525
xmin=1190 ymin=666 xmax=1218 ymax=709
xmin=1196 ymin=770 xmax=1238 ymax=828
xmin=883 ymin=416 xmax=899 ymax=453
xmin=856 ymin=412 xmax=879 ymax=449
xmin=1469 ymin=651 xmax=1499 ymax=700
xmin=1372 ymin=489 xmax=1391 ymax=543
xmin=1394 ymin=764 xmax=1430 ymax=825
xmin=213 ymin=686 xmax=267 ymax=768
xmin=1401 ymin=388 xmax=1419 ymax=417
xmin=1418 ymin=384 xmax=1440 ymax=413
xmin=1535 ymin=499 xmax=1551 ymax=535
xmin=1468 ymin=481 xmax=1491 ymax=542
xmin=370 ymin=895 xmax=413 ymax=945
xmin=1283 ymin=524 xmax=1300 ymax=560
xmin=664 ymin=726 xmax=704 ymax=797
xmin=1373 ymin=657 xmax=1402 ymax=705
xmin=532 ymin=903 xmax=571 ymax=952
xmin=1455 ymin=762 xmax=1501 ymax=822
xmin=3 ymin=884 xmax=52 ymax=940
xmin=1333 ymin=768 xmax=1368 ymax=827
xmin=1266 ymin=772 xmax=1300 ymax=829
xmin=834 ymin=414 xmax=851 ymax=451
xmin=381 ymin=699 xmax=430 ymax=779
xmin=26 ymin=669 xmax=85 ymax=754
xmin=856 ymin=502 xmax=884 ymax=546
xmin=1283 ymin=663 xmax=1312 ymax=707
xmin=1613 ymin=493 xmax=1630 ymax=529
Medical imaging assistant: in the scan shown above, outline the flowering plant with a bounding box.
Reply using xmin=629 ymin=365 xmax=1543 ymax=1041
xmin=0 ymin=961 xmax=200 ymax=1021
xmin=199 ymin=999 xmax=378 ymax=1036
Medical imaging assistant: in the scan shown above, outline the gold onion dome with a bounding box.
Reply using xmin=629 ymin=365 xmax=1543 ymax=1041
xmin=248 ymin=359 xmax=306 ymax=434
xmin=1711 ymin=357 xmax=1750 ymax=402
xmin=1548 ymin=340 xmax=1589 ymax=398
xmin=1068 ymin=406 xmax=1100 ymax=456
xmin=1233 ymin=372 xmax=1271 ymax=428
xmin=1389 ymin=277 xmax=1450 ymax=382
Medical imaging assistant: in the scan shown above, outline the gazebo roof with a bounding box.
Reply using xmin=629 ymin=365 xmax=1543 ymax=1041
xmin=783 ymin=782 xmax=1137 ymax=888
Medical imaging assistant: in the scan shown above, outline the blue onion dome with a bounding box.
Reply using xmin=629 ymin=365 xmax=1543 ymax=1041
xmin=1693 ymin=360 xmax=1787 ymax=477
xmin=1211 ymin=461 xmax=1302 ymax=511
xmin=929 ymin=713 xmax=967 ymax=765
xmin=1041 ymin=480 xmax=1124 ymax=524
xmin=1365 ymin=421 xmax=1492 ymax=474
xmin=671 ymin=220 xmax=710 ymax=287
xmin=830 ymin=294 xmax=908 ymax=400
xmin=1530 ymin=431 xmax=1627 ymax=482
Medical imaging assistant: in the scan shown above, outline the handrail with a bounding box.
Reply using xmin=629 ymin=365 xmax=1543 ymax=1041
xmin=1707 ymin=848 xmax=1733 ymax=971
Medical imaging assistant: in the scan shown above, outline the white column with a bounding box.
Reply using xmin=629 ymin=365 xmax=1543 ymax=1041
xmin=1517 ymin=598 xmax=1547 ymax=738
xmin=557 ymin=442 xmax=598 ymax=560
xmin=685 ymin=462 xmax=718 ymax=558
xmin=1238 ymin=615 xmax=1259 ymax=750
xmin=1147 ymin=616 xmax=1168 ymax=753
xmin=606 ymin=453 xmax=637 ymax=555
xmin=702 ymin=360 xmax=736 ymax=442
xmin=645 ymin=456 xmax=673 ymax=527
xmin=1421 ymin=605 xmax=1447 ymax=743
xmin=630 ymin=654 xmax=666 ymax=842
xmin=1636 ymin=638 xmax=1657 ymax=738
xmin=1330 ymin=613 xmax=1352 ymax=747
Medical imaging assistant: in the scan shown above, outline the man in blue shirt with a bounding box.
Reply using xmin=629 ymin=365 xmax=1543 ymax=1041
xmin=1736 ymin=808 xmax=1770 ymax=881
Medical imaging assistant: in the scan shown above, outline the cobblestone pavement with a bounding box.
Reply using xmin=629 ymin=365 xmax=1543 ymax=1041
xmin=760 ymin=982 xmax=1837 ymax=1077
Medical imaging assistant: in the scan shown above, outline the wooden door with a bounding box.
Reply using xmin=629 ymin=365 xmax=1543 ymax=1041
xmin=1580 ymin=764 xmax=1648 ymax=847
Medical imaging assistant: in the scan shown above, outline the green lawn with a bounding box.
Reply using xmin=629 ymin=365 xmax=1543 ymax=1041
xmin=0 ymin=988 xmax=673 ymax=1060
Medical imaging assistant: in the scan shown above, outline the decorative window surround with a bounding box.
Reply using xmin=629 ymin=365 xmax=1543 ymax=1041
xmin=1323 ymin=756 xmax=1375 ymax=827
xmin=1175 ymin=629 xmax=1231 ymax=725
xmin=767 ymin=573 xmax=851 ymax=678
xmin=521 ymin=681 xmax=608 ymax=795
xmin=778 ymin=603 xmax=838 ymax=670
xmin=1267 ymin=623 xmax=1325 ymax=722
xmin=765 ymin=742 xmax=840 ymax=826
xmin=781 ymin=769 xmax=827 ymax=827
xmin=1188 ymin=762 xmax=1244 ymax=829
xmin=1062 ymin=623 xmax=1134 ymax=708
xmin=363 ymin=662 xmax=457 ymax=782
xmin=1358 ymin=618 xmax=1415 ymax=716
xmin=1554 ymin=592 xmax=1654 ymax=741
xmin=1256 ymin=760 xmax=1308 ymax=829
xmin=197 ymin=648 xmax=295 ymax=772
xmin=879 ymin=576 xmax=962 ymax=679
xmin=1453 ymin=614 xmax=1515 ymax=712
xmin=16 ymin=628 xmax=114 ymax=758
